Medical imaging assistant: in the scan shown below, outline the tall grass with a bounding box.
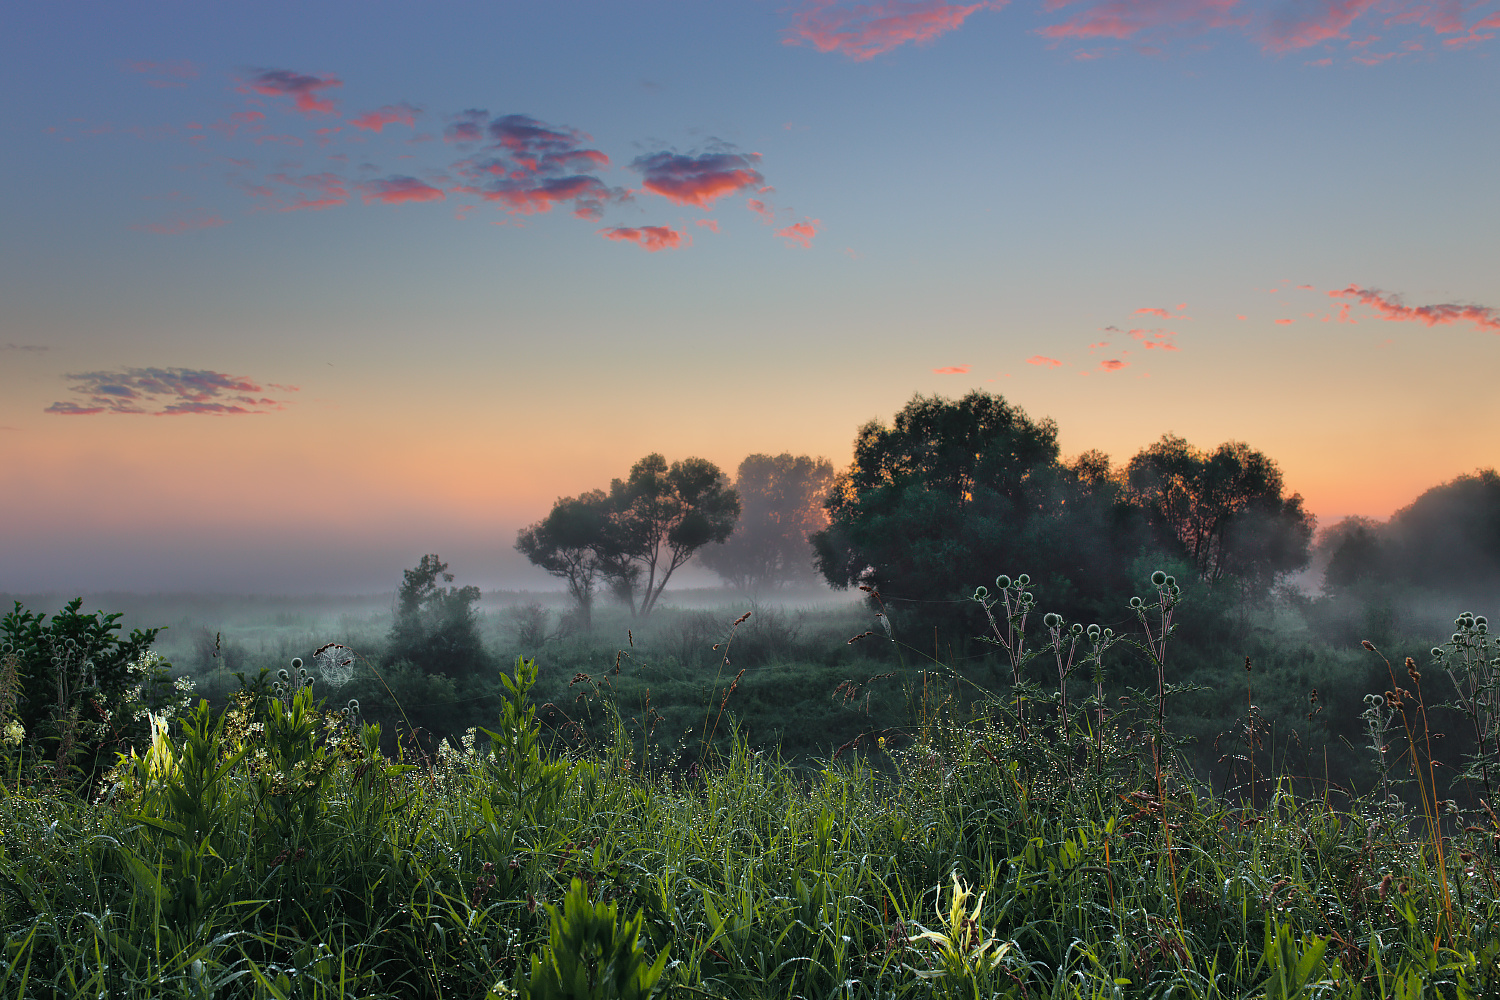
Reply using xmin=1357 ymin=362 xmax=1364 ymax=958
xmin=0 ymin=575 xmax=1497 ymax=998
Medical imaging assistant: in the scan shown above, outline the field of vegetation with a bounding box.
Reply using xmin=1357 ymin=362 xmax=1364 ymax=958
xmin=2 ymin=565 xmax=1498 ymax=998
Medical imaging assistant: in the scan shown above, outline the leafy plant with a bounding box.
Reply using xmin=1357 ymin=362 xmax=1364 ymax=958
xmin=511 ymin=878 xmax=668 ymax=1000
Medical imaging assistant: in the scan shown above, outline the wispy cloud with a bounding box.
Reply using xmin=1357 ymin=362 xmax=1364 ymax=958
xmin=453 ymin=113 xmax=614 ymax=219
xmin=46 ymin=368 xmax=296 ymax=416
xmin=358 ymin=176 xmax=446 ymax=205
xmin=132 ymin=211 xmax=228 ymax=235
xmin=123 ymin=59 xmax=200 ymax=88
xmin=599 ymin=225 xmax=685 ymax=251
xmin=632 ymin=149 xmax=765 ymax=207
xmin=1038 ymin=0 xmax=1246 ymax=43
xmin=349 ymin=103 xmax=420 ymax=133
xmin=1031 ymin=0 xmax=1490 ymax=60
xmin=785 ymin=0 xmax=1007 ymax=60
xmin=933 ymin=364 xmax=971 ymax=373
xmin=1330 ymin=284 xmax=1500 ymax=333
xmin=263 ymin=172 xmax=349 ymax=211
xmin=776 ymin=219 xmax=820 ymax=248
xmin=696 ymin=218 xmax=720 ymax=232
xmin=1027 ymin=355 xmax=1063 ymax=368
xmin=1129 ymin=328 xmax=1179 ymax=350
xmin=747 ymin=198 xmax=776 ymax=223
xmin=240 ymin=69 xmax=342 ymax=115
xmin=2 ymin=344 xmax=49 ymax=352
xmin=1099 ymin=359 xmax=1128 ymax=371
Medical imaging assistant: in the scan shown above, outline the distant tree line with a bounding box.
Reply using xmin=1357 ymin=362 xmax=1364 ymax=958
xmin=1320 ymin=469 xmax=1500 ymax=598
xmin=507 ymin=392 xmax=1324 ymax=632
xmin=395 ymin=391 xmax=1497 ymax=687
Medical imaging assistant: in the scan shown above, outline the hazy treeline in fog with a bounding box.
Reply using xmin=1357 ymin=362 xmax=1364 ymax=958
xmin=5 ymin=392 xmax=1497 ymax=805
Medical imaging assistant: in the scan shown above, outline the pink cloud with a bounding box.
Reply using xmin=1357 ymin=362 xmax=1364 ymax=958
xmin=1442 ymin=9 xmax=1499 ymax=45
xmin=1129 ymin=328 xmax=1179 ymax=350
xmin=359 ymin=176 xmax=446 ymax=205
xmin=784 ymin=0 xmax=1006 ymax=60
xmin=1135 ymin=306 xmax=1172 ymax=318
xmin=696 ymin=219 xmax=720 ymax=232
xmin=349 ymin=103 xmax=420 ymax=133
xmin=1038 ymin=0 xmax=1247 ymax=43
xmin=1027 ymin=355 xmax=1063 ymax=368
xmin=1236 ymin=313 xmax=1247 ymax=320
xmin=633 ymin=149 xmax=765 ymax=207
xmin=1274 ymin=318 xmax=1293 ymax=324
xmin=267 ymin=172 xmax=349 ymax=211
xmin=211 ymin=110 xmax=267 ymax=138
xmin=133 ymin=212 xmax=228 ymax=235
xmin=933 ymin=364 xmax=971 ymax=373
xmin=1385 ymin=0 xmax=1464 ymax=34
xmin=599 ymin=226 xmax=685 ymax=252
xmin=46 ymin=367 xmax=293 ymax=416
xmin=1099 ymin=359 xmax=1128 ymax=371
xmin=1262 ymin=0 xmax=1380 ymax=52
xmin=240 ymin=69 xmax=342 ymax=115
xmin=1329 ymin=284 xmax=1500 ymax=333
xmin=747 ymin=198 xmax=776 ymax=223
xmin=776 ymin=219 xmax=820 ymax=248
xmin=453 ymin=113 xmax=615 ymax=219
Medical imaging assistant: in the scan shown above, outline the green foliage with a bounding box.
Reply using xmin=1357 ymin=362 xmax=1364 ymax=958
xmin=385 ymin=554 xmax=490 ymax=678
xmin=812 ymin=391 xmax=1166 ymax=631
xmin=1126 ymin=434 xmax=1315 ymax=590
xmin=3 ymin=585 xmax=1500 ymax=999
xmin=0 ymin=597 xmax=175 ymax=776
xmin=512 ymin=878 xmax=668 ymax=1000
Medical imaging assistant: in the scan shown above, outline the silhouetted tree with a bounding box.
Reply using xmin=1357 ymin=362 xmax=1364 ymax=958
xmin=1322 ymin=469 xmax=1500 ymax=596
xmin=385 ymin=554 xmax=489 ymax=678
xmin=812 ymin=392 xmax=1159 ymax=627
xmin=607 ymin=454 xmax=740 ymax=617
xmin=515 ymin=455 xmax=740 ymax=620
xmin=698 ymin=453 xmax=835 ymax=592
xmin=1126 ymin=435 xmax=1314 ymax=591
xmin=514 ymin=490 xmax=616 ymax=630
xmin=1319 ymin=516 xmax=1386 ymax=591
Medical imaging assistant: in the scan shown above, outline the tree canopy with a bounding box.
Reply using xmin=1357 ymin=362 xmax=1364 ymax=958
xmin=698 ymin=453 xmax=834 ymax=592
xmin=812 ymin=393 xmax=1314 ymax=627
xmin=1126 ymin=435 xmax=1315 ymax=590
xmin=516 ymin=454 xmax=739 ymax=620
xmin=811 ymin=391 xmax=1160 ymax=625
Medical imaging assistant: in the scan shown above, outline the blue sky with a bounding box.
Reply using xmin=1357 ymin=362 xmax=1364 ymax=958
xmin=2 ymin=0 xmax=1498 ymax=592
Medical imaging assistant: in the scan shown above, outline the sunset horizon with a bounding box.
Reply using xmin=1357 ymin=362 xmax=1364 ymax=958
xmin=4 ymin=0 xmax=1498 ymax=594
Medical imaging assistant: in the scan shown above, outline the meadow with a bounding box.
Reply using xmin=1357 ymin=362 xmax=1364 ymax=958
xmin=0 ymin=572 xmax=1497 ymax=998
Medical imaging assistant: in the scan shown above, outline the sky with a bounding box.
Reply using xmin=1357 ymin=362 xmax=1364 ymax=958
xmin=2 ymin=0 xmax=1498 ymax=594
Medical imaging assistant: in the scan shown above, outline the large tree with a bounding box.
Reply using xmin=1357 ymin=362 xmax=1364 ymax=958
xmin=514 ymin=489 xmax=616 ymax=630
xmin=812 ymin=391 xmax=1157 ymax=624
xmin=607 ymin=454 xmax=740 ymax=617
xmin=516 ymin=455 xmax=739 ymax=620
xmin=698 ymin=453 xmax=835 ymax=592
xmin=1126 ymin=435 xmax=1314 ymax=590
xmin=385 ymin=555 xmax=489 ymax=678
